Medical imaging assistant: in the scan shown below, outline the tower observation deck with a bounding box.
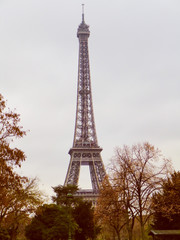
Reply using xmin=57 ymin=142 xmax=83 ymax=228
xmin=64 ymin=8 xmax=106 ymax=202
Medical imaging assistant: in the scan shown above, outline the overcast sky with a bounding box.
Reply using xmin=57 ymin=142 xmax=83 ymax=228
xmin=1 ymin=0 xmax=180 ymax=197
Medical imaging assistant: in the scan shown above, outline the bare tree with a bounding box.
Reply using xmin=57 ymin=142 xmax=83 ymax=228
xmin=110 ymin=142 xmax=172 ymax=240
xmin=95 ymin=176 xmax=127 ymax=240
xmin=110 ymin=161 xmax=136 ymax=240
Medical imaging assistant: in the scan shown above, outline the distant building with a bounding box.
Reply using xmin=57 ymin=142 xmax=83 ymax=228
xmin=149 ymin=230 xmax=180 ymax=240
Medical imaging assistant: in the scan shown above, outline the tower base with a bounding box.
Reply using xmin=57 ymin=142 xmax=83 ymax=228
xmin=75 ymin=189 xmax=99 ymax=205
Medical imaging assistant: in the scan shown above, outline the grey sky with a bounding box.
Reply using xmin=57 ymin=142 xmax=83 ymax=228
xmin=1 ymin=0 xmax=180 ymax=196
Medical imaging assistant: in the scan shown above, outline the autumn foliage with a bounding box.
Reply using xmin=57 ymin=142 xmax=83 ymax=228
xmin=152 ymin=171 xmax=180 ymax=229
xmin=96 ymin=142 xmax=172 ymax=240
xmin=0 ymin=94 xmax=43 ymax=240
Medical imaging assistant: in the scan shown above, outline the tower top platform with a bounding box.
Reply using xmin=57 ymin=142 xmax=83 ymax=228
xmin=77 ymin=4 xmax=90 ymax=38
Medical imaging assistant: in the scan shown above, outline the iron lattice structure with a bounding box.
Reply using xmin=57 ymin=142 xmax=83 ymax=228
xmin=64 ymin=11 xmax=106 ymax=201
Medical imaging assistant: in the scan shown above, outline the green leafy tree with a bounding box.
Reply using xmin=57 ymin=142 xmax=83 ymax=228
xmin=25 ymin=204 xmax=77 ymax=240
xmin=52 ymin=185 xmax=100 ymax=240
xmin=52 ymin=184 xmax=79 ymax=206
xmin=73 ymin=200 xmax=100 ymax=240
xmin=152 ymin=171 xmax=180 ymax=229
xmin=26 ymin=185 xmax=100 ymax=240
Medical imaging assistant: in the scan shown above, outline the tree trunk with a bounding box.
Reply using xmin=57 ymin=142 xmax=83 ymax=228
xmin=10 ymin=226 xmax=18 ymax=240
xmin=115 ymin=228 xmax=121 ymax=240
xmin=140 ymin=215 xmax=145 ymax=240
xmin=126 ymin=220 xmax=133 ymax=240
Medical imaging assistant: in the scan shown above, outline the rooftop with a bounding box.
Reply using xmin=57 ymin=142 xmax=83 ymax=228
xmin=149 ymin=230 xmax=180 ymax=236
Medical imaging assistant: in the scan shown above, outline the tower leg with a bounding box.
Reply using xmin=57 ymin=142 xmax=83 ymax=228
xmin=89 ymin=163 xmax=99 ymax=192
xmin=64 ymin=160 xmax=80 ymax=186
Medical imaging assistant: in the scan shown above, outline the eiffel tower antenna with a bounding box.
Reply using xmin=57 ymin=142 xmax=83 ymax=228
xmin=82 ymin=4 xmax=85 ymax=22
xmin=64 ymin=8 xmax=106 ymax=203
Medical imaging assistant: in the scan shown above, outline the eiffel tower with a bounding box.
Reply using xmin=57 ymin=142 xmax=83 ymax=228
xmin=64 ymin=6 xmax=106 ymax=202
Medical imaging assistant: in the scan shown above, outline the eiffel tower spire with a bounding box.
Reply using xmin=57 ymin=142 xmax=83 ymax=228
xmin=82 ymin=3 xmax=85 ymax=23
xmin=74 ymin=6 xmax=98 ymax=148
xmin=64 ymin=7 xmax=106 ymax=202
